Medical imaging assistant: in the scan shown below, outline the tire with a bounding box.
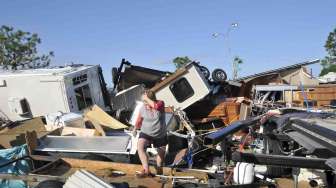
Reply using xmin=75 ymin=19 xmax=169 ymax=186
xmin=212 ymin=69 xmax=227 ymax=82
xmin=199 ymin=66 xmax=210 ymax=79
xmin=36 ymin=180 xmax=64 ymax=188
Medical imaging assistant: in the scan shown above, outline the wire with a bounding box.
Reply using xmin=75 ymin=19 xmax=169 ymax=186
xmin=191 ymin=147 xmax=211 ymax=157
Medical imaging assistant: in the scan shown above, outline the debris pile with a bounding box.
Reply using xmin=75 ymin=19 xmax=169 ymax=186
xmin=0 ymin=59 xmax=335 ymax=187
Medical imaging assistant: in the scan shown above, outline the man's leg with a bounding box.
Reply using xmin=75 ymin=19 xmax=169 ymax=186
xmin=137 ymin=138 xmax=150 ymax=173
xmin=156 ymin=146 xmax=166 ymax=167
xmin=155 ymin=146 xmax=166 ymax=175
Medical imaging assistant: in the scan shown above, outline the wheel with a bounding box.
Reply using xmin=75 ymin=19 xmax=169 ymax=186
xmin=212 ymin=69 xmax=227 ymax=82
xmin=199 ymin=66 xmax=210 ymax=79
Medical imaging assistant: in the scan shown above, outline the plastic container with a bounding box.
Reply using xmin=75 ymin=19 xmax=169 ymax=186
xmin=233 ymin=162 xmax=255 ymax=184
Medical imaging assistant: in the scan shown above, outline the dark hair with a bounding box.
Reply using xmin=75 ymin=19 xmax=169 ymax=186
xmin=146 ymin=90 xmax=156 ymax=101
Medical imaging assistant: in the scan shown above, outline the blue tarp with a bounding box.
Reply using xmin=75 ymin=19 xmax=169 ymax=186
xmin=0 ymin=144 xmax=31 ymax=188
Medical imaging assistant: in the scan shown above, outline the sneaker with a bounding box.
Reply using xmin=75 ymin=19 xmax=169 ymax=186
xmin=135 ymin=170 xmax=155 ymax=178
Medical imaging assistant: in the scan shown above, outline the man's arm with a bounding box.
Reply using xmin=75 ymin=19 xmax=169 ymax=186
xmin=135 ymin=115 xmax=143 ymax=130
xmin=143 ymin=94 xmax=155 ymax=108
xmin=142 ymin=94 xmax=164 ymax=111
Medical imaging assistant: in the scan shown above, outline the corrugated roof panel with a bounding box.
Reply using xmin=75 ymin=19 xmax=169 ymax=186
xmin=63 ymin=169 xmax=115 ymax=188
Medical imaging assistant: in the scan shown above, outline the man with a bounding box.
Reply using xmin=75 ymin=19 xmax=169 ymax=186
xmin=134 ymin=90 xmax=167 ymax=177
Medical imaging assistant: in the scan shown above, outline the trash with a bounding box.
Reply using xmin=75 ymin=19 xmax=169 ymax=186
xmin=2 ymin=59 xmax=336 ymax=187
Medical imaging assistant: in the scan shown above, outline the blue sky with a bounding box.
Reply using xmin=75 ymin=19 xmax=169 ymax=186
xmin=1 ymin=0 xmax=335 ymax=86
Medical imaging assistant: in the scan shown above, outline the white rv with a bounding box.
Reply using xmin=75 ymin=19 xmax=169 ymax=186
xmin=0 ymin=65 xmax=109 ymax=121
xmin=152 ymin=63 xmax=212 ymax=110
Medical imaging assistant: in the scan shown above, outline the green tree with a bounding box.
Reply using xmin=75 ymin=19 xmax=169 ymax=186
xmin=232 ymin=56 xmax=243 ymax=79
xmin=0 ymin=25 xmax=53 ymax=70
xmin=173 ymin=56 xmax=192 ymax=69
xmin=320 ymin=28 xmax=336 ymax=76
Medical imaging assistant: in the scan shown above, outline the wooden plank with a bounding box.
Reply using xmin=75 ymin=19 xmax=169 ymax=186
xmin=0 ymin=173 xmax=65 ymax=182
xmin=25 ymin=131 xmax=37 ymax=155
xmin=84 ymin=105 xmax=127 ymax=129
xmin=30 ymin=155 xmax=60 ymax=162
xmin=31 ymin=158 xmax=63 ymax=174
xmin=151 ymin=67 xmax=187 ymax=92
xmin=61 ymin=125 xmax=101 ymax=137
xmin=83 ymin=117 xmax=106 ymax=136
xmin=62 ymin=158 xmax=208 ymax=180
xmin=101 ymin=175 xmax=170 ymax=188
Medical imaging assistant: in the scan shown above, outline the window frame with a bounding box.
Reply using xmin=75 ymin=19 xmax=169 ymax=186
xmin=74 ymin=84 xmax=93 ymax=110
xmin=169 ymin=77 xmax=194 ymax=103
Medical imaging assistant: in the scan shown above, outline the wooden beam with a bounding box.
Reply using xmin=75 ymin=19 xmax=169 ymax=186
xmin=25 ymin=131 xmax=37 ymax=155
xmin=0 ymin=173 xmax=65 ymax=182
xmin=30 ymin=155 xmax=60 ymax=162
xmin=62 ymin=158 xmax=207 ymax=180
xmin=151 ymin=67 xmax=187 ymax=93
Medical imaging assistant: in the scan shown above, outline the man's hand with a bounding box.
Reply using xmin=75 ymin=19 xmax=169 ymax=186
xmin=142 ymin=93 xmax=155 ymax=108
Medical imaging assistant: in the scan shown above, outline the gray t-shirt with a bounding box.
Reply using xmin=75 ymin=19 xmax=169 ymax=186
xmin=140 ymin=102 xmax=166 ymax=138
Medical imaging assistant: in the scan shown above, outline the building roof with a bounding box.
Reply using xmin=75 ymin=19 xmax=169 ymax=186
xmin=234 ymin=59 xmax=320 ymax=82
xmin=0 ymin=64 xmax=96 ymax=77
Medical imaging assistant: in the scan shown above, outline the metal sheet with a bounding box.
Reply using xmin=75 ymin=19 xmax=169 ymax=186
xmin=286 ymin=131 xmax=330 ymax=155
xmin=64 ymin=169 xmax=114 ymax=188
xmin=255 ymin=85 xmax=298 ymax=91
xmin=36 ymin=135 xmax=131 ymax=154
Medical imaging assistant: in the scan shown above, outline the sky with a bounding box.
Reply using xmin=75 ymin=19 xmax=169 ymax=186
xmin=1 ymin=0 xmax=335 ymax=86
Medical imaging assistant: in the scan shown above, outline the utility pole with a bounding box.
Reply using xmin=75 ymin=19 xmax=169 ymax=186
xmin=212 ymin=22 xmax=239 ymax=79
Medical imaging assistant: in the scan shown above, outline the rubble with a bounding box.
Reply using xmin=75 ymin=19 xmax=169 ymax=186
xmin=0 ymin=59 xmax=336 ymax=187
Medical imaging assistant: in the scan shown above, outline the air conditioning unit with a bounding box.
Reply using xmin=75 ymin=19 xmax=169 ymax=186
xmin=8 ymin=97 xmax=30 ymax=116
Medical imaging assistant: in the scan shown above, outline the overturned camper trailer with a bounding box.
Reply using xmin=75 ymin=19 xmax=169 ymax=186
xmin=152 ymin=62 xmax=212 ymax=110
xmin=0 ymin=65 xmax=110 ymax=121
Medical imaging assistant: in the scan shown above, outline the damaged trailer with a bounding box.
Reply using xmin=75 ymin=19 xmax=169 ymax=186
xmin=0 ymin=64 xmax=111 ymax=122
